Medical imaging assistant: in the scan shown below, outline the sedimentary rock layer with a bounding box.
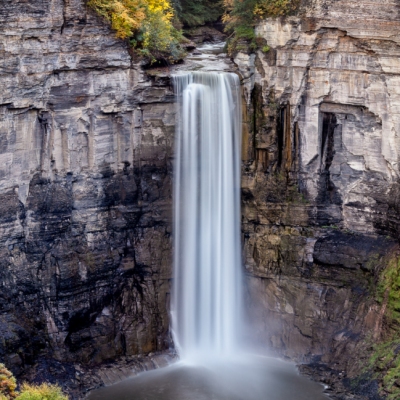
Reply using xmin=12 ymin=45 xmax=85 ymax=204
xmin=0 ymin=0 xmax=174 ymax=382
xmin=236 ymin=0 xmax=400 ymax=385
xmin=2 ymin=0 xmax=400 ymax=398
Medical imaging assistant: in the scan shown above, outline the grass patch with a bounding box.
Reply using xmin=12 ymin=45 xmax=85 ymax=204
xmin=15 ymin=384 xmax=68 ymax=400
xmin=377 ymin=256 xmax=400 ymax=318
xmin=367 ymin=338 xmax=400 ymax=399
xmin=366 ymin=254 xmax=400 ymax=399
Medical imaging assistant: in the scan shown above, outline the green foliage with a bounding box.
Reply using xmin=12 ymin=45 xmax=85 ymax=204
xmin=367 ymin=338 xmax=400 ymax=400
xmin=223 ymin=0 xmax=257 ymax=34
xmin=367 ymin=255 xmax=400 ymax=399
xmin=88 ymin=0 xmax=300 ymax=58
xmin=262 ymin=44 xmax=270 ymax=52
xmin=174 ymin=0 xmax=224 ymax=26
xmin=378 ymin=256 xmax=400 ymax=319
xmin=88 ymin=0 xmax=184 ymax=61
xmin=15 ymin=384 xmax=68 ymax=400
xmin=223 ymin=0 xmax=299 ymax=54
xmin=234 ymin=25 xmax=256 ymax=40
xmin=0 ymin=364 xmax=17 ymax=400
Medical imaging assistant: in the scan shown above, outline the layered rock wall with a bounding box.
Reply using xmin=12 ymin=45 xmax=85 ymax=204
xmin=0 ymin=0 xmax=174 ymax=378
xmin=2 ymin=0 xmax=400 ymax=396
xmin=237 ymin=0 xmax=400 ymax=379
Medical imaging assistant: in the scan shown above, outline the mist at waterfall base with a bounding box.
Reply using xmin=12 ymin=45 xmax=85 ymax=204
xmin=88 ymin=72 xmax=328 ymax=400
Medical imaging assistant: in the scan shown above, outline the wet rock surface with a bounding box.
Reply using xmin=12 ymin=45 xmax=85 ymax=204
xmin=183 ymin=25 xmax=226 ymax=45
xmin=20 ymin=350 xmax=177 ymax=399
xmin=236 ymin=0 xmax=400 ymax=397
xmin=299 ymin=363 xmax=382 ymax=400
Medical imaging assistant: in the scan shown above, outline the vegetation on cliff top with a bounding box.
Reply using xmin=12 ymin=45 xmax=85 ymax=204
xmin=0 ymin=364 xmax=68 ymax=400
xmin=223 ymin=0 xmax=299 ymax=54
xmin=87 ymin=0 xmax=184 ymax=61
xmin=88 ymin=0 xmax=299 ymax=60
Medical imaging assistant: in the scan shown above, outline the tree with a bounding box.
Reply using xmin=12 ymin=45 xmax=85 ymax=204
xmin=87 ymin=0 xmax=183 ymax=60
xmin=174 ymin=0 xmax=224 ymax=26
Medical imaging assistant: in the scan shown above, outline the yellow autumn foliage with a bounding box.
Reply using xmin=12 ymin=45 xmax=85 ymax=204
xmin=88 ymin=0 xmax=183 ymax=59
xmin=142 ymin=0 xmax=175 ymax=52
xmin=0 ymin=364 xmax=17 ymax=400
xmin=88 ymin=0 xmax=146 ymax=38
xmin=254 ymin=0 xmax=299 ymax=18
xmin=0 ymin=364 xmax=69 ymax=400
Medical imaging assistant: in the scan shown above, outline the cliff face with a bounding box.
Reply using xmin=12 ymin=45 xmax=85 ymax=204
xmin=2 ymin=0 xmax=400 ymax=397
xmin=236 ymin=0 xmax=400 ymax=388
xmin=0 ymin=0 xmax=174 ymax=380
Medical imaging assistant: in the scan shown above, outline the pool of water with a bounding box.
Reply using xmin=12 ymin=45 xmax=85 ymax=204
xmin=87 ymin=354 xmax=329 ymax=400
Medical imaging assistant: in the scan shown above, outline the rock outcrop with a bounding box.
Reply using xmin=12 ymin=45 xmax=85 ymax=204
xmin=0 ymin=0 xmax=175 ymax=389
xmin=236 ymin=0 xmax=400 ymax=394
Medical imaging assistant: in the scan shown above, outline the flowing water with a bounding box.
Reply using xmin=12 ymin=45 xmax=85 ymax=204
xmin=88 ymin=63 xmax=330 ymax=400
xmin=172 ymin=71 xmax=242 ymax=362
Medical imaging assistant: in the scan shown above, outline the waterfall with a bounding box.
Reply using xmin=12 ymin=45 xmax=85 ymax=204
xmin=172 ymin=72 xmax=242 ymax=362
xmin=88 ymin=70 xmax=330 ymax=400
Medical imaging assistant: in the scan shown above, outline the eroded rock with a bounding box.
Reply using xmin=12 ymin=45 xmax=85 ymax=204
xmin=237 ymin=0 xmax=400 ymax=396
xmin=0 ymin=0 xmax=175 ymax=391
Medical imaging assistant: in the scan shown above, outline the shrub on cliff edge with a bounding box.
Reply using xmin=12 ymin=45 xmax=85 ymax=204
xmin=15 ymin=384 xmax=68 ymax=400
xmin=0 ymin=364 xmax=17 ymax=400
xmin=0 ymin=364 xmax=68 ymax=400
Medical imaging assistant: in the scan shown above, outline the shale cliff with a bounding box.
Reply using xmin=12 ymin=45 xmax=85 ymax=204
xmin=2 ymin=0 xmax=400 ymax=398
xmin=0 ymin=0 xmax=175 ymax=387
xmin=236 ymin=0 xmax=400 ymax=396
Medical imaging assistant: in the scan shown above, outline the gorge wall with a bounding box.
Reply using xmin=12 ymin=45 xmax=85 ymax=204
xmin=0 ymin=0 xmax=175 ymax=386
xmin=236 ymin=0 xmax=400 ymax=393
xmin=2 ymin=0 xmax=400 ymax=398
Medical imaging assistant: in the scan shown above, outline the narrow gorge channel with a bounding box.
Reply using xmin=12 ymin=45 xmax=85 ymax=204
xmin=2 ymin=1 xmax=400 ymax=399
xmin=88 ymin=69 xmax=329 ymax=400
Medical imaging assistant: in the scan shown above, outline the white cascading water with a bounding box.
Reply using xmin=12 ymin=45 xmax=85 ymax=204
xmin=172 ymin=72 xmax=242 ymax=362
xmin=88 ymin=71 xmax=330 ymax=400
